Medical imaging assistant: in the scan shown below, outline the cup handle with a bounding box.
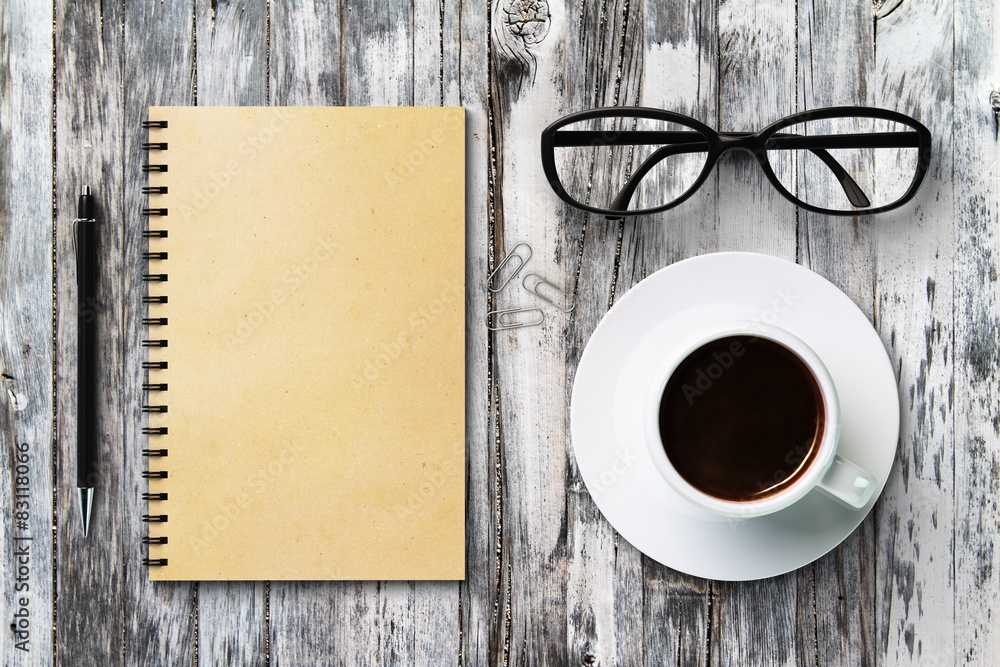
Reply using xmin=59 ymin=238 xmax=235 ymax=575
xmin=816 ymin=455 xmax=877 ymax=508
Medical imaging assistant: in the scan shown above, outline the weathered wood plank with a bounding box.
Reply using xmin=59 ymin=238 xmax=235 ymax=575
xmin=192 ymin=1 xmax=269 ymax=664
xmin=489 ymin=0 xmax=575 ymax=662
xmin=715 ymin=0 xmax=797 ymax=257
xmin=796 ymin=0 xmax=877 ymax=318
xmin=794 ymin=1 xmax=877 ymax=665
xmin=122 ymin=1 xmax=197 ymax=665
xmin=625 ymin=2 xmax=720 ymax=663
xmin=266 ymin=3 xmax=345 ymax=662
xmin=328 ymin=4 xmax=419 ymax=661
xmin=713 ymin=0 xmax=799 ymax=663
xmin=196 ymin=0 xmax=269 ymax=106
xmin=268 ymin=1 xmax=473 ymax=664
xmin=349 ymin=581 xmax=415 ymax=665
xmin=53 ymin=0 xmax=127 ymax=663
xmin=0 ymin=1 xmax=54 ymax=665
xmin=558 ymin=0 xmax=649 ymax=665
xmin=410 ymin=0 xmax=464 ymax=662
xmin=342 ymin=0 xmax=414 ymax=106
xmin=269 ymin=0 xmax=341 ymax=107
xmin=873 ymin=0 xmax=956 ymax=665
xmin=448 ymin=0 xmax=498 ymax=662
xmin=197 ymin=581 xmax=265 ymax=667
xmin=953 ymin=0 xmax=1000 ymax=663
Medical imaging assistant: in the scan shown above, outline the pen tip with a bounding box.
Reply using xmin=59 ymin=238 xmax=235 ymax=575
xmin=81 ymin=185 xmax=91 ymax=197
xmin=78 ymin=487 xmax=94 ymax=538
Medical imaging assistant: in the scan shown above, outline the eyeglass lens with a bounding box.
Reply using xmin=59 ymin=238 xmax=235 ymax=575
xmin=551 ymin=116 xmax=710 ymax=213
xmin=765 ymin=116 xmax=920 ymax=212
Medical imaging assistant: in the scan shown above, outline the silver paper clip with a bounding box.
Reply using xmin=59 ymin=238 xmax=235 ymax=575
xmin=487 ymin=242 xmax=533 ymax=292
xmin=522 ymin=273 xmax=574 ymax=312
xmin=486 ymin=307 xmax=544 ymax=330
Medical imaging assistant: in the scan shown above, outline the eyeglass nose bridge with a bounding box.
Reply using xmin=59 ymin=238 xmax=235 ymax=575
xmin=715 ymin=132 xmax=764 ymax=155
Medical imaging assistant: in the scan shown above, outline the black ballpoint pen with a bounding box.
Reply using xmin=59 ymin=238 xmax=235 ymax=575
xmin=75 ymin=186 xmax=97 ymax=537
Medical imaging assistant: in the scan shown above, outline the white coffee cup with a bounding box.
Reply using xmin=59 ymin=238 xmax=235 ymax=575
xmin=644 ymin=320 xmax=876 ymax=519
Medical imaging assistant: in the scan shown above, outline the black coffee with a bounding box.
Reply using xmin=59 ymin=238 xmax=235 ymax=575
xmin=658 ymin=335 xmax=824 ymax=502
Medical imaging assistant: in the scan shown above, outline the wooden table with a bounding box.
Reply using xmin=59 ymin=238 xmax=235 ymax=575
xmin=1 ymin=0 xmax=996 ymax=664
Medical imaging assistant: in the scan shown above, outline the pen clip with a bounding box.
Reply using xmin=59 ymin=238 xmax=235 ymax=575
xmin=72 ymin=217 xmax=95 ymax=286
xmin=73 ymin=218 xmax=80 ymax=285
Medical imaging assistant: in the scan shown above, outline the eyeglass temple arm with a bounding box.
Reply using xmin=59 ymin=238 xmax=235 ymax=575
xmin=606 ymin=134 xmax=871 ymax=213
xmin=607 ymin=141 xmax=710 ymax=213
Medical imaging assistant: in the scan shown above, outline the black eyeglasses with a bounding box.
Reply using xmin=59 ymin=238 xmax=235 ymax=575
xmin=540 ymin=106 xmax=932 ymax=218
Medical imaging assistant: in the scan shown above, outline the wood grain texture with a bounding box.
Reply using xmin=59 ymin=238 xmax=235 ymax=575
xmin=3 ymin=0 xmax=1000 ymax=665
xmin=562 ymin=0 xmax=648 ymax=659
xmin=311 ymin=4 xmax=425 ymax=663
xmin=0 ymin=1 xmax=54 ymax=666
xmin=192 ymin=1 xmax=269 ymax=664
xmin=53 ymin=0 xmax=126 ymax=664
xmin=123 ymin=1 xmax=197 ymax=665
xmin=266 ymin=0 xmax=486 ymax=664
xmin=489 ymin=0 xmax=571 ymax=662
xmin=625 ymin=2 xmax=720 ymax=664
xmin=795 ymin=1 xmax=877 ymax=666
xmin=196 ymin=0 xmax=269 ymax=107
xmin=874 ymin=1 xmax=957 ymax=666
xmin=409 ymin=3 xmax=463 ymax=662
xmin=266 ymin=4 xmax=347 ymax=663
xmin=270 ymin=0 xmax=341 ymax=107
xmin=714 ymin=0 xmax=800 ymax=663
xmin=953 ymin=0 xmax=1000 ymax=664
xmin=451 ymin=0 xmax=496 ymax=663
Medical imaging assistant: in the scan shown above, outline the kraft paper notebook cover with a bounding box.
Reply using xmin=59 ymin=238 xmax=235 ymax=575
xmin=141 ymin=107 xmax=465 ymax=581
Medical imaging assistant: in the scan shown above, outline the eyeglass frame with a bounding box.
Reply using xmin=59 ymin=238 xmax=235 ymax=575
xmin=540 ymin=106 xmax=933 ymax=218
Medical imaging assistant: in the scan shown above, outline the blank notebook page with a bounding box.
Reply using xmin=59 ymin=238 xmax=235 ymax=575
xmin=144 ymin=106 xmax=465 ymax=580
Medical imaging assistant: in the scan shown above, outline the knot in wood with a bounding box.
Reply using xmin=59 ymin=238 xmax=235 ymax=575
xmin=503 ymin=0 xmax=551 ymax=47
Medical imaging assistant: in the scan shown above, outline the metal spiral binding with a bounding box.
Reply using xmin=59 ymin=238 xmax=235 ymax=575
xmin=142 ymin=118 xmax=169 ymax=567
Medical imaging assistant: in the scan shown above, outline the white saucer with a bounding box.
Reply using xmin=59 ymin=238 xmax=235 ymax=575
xmin=571 ymin=252 xmax=899 ymax=581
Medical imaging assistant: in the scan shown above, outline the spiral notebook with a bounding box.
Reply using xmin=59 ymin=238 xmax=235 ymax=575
xmin=141 ymin=107 xmax=465 ymax=580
